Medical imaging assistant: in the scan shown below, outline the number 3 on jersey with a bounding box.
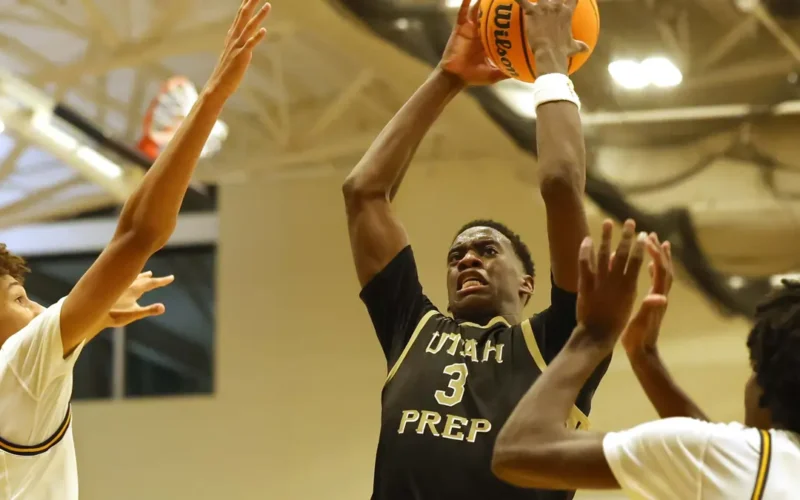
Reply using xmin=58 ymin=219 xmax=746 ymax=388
xmin=435 ymin=363 xmax=468 ymax=407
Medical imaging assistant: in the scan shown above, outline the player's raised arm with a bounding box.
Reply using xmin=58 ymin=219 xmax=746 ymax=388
xmin=59 ymin=0 xmax=270 ymax=355
xmin=516 ymin=0 xmax=589 ymax=293
xmin=342 ymin=0 xmax=505 ymax=288
xmin=621 ymin=234 xmax=710 ymax=421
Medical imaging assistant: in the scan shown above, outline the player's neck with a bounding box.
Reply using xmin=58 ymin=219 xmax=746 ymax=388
xmin=454 ymin=309 xmax=522 ymax=327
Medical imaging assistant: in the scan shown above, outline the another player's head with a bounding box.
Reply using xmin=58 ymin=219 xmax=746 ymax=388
xmin=744 ymin=279 xmax=800 ymax=432
xmin=447 ymin=220 xmax=534 ymax=324
xmin=0 ymin=244 xmax=42 ymax=347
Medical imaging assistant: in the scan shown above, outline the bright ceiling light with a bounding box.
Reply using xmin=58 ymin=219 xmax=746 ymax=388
xmin=0 ymin=120 xmax=4 ymax=135
xmin=641 ymin=57 xmax=683 ymax=88
xmin=608 ymin=59 xmax=649 ymax=90
xmin=608 ymin=57 xmax=682 ymax=90
xmin=446 ymin=0 xmax=470 ymax=7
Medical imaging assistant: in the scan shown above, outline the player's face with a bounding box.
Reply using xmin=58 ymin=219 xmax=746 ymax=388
xmin=0 ymin=274 xmax=44 ymax=348
xmin=446 ymin=226 xmax=533 ymax=322
xmin=743 ymin=371 xmax=772 ymax=429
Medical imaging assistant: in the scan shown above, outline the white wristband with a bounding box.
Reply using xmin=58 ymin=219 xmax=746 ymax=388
xmin=532 ymin=73 xmax=581 ymax=111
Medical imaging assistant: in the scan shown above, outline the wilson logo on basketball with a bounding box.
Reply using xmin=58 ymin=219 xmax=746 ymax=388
xmin=492 ymin=3 xmax=519 ymax=78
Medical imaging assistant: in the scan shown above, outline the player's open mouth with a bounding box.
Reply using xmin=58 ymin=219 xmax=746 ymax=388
xmin=457 ymin=272 xmax=488 ymax=293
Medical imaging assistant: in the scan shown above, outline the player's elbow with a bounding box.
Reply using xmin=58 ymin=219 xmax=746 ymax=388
xmin=342 ymin=174 xmax=388 ymax=209
xmin=538 ymin=161 xmax=584 ymax=200
xmin=491 ymin=442 xmax=547 ymax=489
xmin=115 ymin=221 xmax=172 ymax=255
xmin=492 ymin=425 xmax=553 ymax=488
xmin=491 ymin=444 xmax=518 ymax=483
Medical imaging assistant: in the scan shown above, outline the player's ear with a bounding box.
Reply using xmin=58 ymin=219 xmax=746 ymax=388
xmin=519 ymin=275 xmax=534 ymax=305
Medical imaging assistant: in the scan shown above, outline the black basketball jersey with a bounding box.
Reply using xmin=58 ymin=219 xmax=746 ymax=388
xmin=360 ymin=246 xmax=610 ymax=500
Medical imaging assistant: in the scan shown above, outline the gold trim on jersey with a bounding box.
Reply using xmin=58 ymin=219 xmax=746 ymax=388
xmin=458 ymin=316 xmax=511 ymax=328
xmin=386 ymin=310 xmax=440 ymax=384
xmin=520 ymin=320 xmax=590 ymax=431
xmin=750 ymin=429 xmax=772 ymax=500
xmin=0 ymin=405 xmax=72 ymax=456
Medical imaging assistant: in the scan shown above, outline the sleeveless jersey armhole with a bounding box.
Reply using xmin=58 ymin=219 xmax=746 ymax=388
xmin=520 ymin=319 xmax=590 ymax=430
xmin=385 ymin=310 xmax=440 ymax=385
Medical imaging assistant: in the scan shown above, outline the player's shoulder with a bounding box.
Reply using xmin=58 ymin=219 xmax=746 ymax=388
xmin=632 ymin=417 xmax=749 ymax=434
xmin=0 ymin=299 xmax=64 ymax=362
xmin=611 ymin=418 xmax=759 ymax=450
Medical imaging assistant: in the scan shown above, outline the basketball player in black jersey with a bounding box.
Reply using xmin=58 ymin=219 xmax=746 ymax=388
xmin=342 ymin=1 xmax=605 ymax=499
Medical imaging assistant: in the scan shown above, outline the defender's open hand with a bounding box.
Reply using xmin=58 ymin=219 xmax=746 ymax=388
xmin=106 ymin=271 xmax=175 ymax=328
xmin=576 ymin=219 xmax=650 ymax=344
xmin=620 ymin=233 xmax=673 ymax=355
xmin=207 ymin=0 xmax=271 ymax=98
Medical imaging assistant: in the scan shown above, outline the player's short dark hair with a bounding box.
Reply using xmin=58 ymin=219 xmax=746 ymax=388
xmin=453 ymin=219 xmax=535 ymax=277
xmin=747 ymin=279 xmax=800 ymax=432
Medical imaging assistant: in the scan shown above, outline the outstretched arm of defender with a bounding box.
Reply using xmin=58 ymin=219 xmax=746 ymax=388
xmin=621 ymin=234 xmax=710 ymax=421
xmin=58 ymin=0 xmax=270 ymax=356
xmin=515 ymin=0 xmax=589 ymax=293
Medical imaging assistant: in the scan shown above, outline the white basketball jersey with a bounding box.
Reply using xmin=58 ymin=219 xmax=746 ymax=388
xmin=0 ymin=299 xmax=84 ymax=500
xmin=603 ymin=417 xmax=800 ymax=499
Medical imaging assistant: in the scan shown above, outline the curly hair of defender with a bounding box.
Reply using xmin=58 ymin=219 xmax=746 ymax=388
xmin=747 ymin=279 xmax=800 ymax=432
xmin=0 ymin=244 xmax=29 ymax=284
xmin=454 ymin=219 xmax=535 ymax=278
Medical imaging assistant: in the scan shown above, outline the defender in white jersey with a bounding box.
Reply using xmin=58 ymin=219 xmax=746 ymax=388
xmin=0 ymin=2 xmax=271 ymax=498
xmin=492 ymin=217 xmax=799 ymax=499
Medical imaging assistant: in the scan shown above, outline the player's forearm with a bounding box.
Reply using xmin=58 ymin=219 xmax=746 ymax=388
xmin=116 ymin=89 xmax=227 ymax=245
xmin=496 ymin=325 xmax=609 ymax=453
xmin=343 ymin=68 xmax=463 ymax=201
xmin=627 ymin=348 xmax=710 ymax=421
xmin=533 ymin=49 xmax=586 ymax=193
xmin=531 ymin=50 xmax=588 ymax=291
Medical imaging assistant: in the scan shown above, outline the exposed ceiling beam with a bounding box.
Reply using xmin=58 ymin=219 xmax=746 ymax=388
xmin=305 ymin=69 xmax=375 ymax=143
xmin=694 ymin=17 xmax=759 ymax=70
xmin=78 ymin=0 xmax=121 ymax=48
xmin=30 ymin=20 xmax=295 ymax=87
xmin=0 ymin=33 xmax=130 ymax=117
xmin=0 ymin=141 xmax=28 ymax=183
xmin=0 ymin=192 xmax=116 ymax=229
xmin=30 ymin=20 xmax=232 ymax=86
xmin=0 ymin=176 xmax=84 ymax=220
xmin=142 ymin=0 xmax=193 ymax=42
xmin=683 ymin=56 xmax=796 ymax=91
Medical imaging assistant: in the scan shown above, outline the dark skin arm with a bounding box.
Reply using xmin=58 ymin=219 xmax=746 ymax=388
xmin=342 ymin=0 xmax=503 ymax=287
xmin=516 ymin=0 xmax=589 ymax=292
xmin=621 ymin=235 xmax=710 ymax=421
xmin=493 ymin=220 xmax=650 ymax=490
xmin=492 ymin=326 xmax=618 ymax=490
xmin=342 ymin=69 xmax=462 ymax=287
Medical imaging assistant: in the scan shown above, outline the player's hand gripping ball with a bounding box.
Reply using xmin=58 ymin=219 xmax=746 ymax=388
xmin=479 ymin=0 xmax=600 ymax=82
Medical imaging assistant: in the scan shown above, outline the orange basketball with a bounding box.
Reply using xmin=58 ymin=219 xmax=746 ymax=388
xmin=479 ymin=0 xmax=600 ymax=83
